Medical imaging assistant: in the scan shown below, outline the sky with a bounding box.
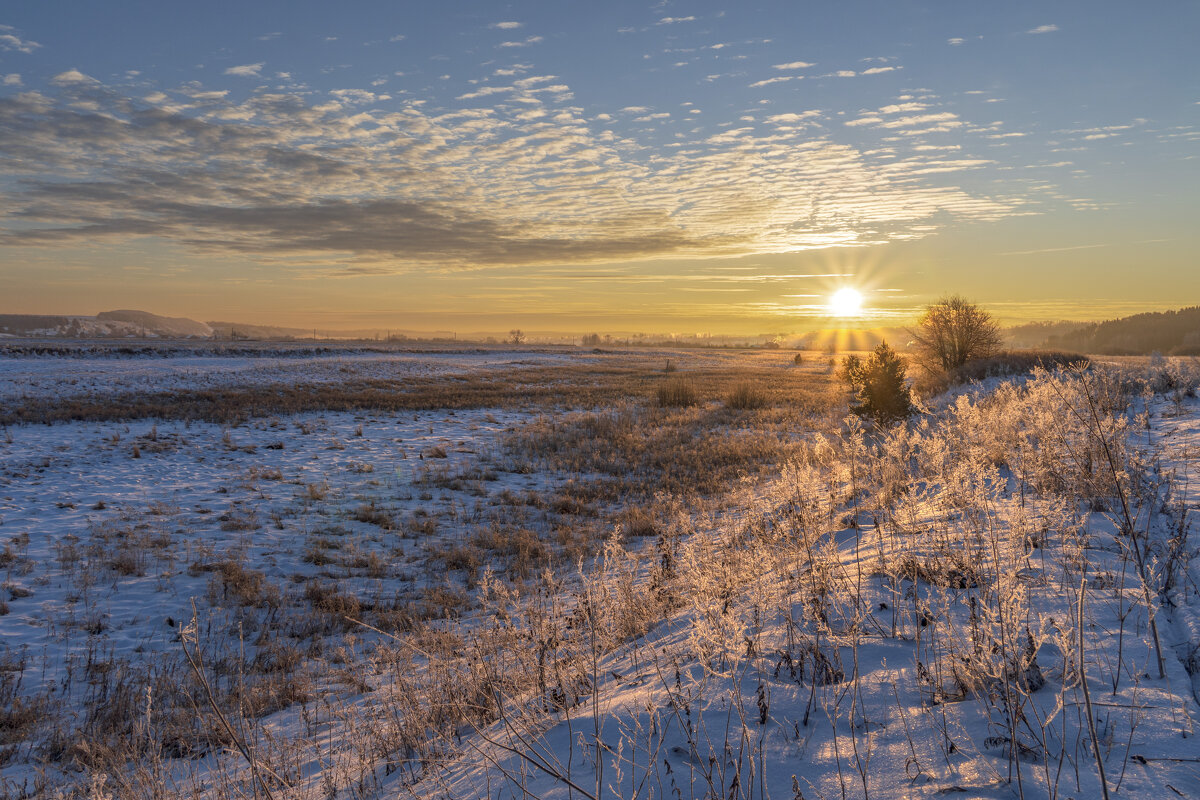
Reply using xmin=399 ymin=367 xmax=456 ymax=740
xmin=1 ymin=1 xmax=1197 ymax=334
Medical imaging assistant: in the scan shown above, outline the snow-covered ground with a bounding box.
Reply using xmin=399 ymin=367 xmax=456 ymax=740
xmin=403 ymin=365 xmax=1200 ymax=800
xmin=0 ymin=351 xmax=1196 ymax=800
xmin=0 ymin=407 xmax=531 ymax=680
xmin=0 ymin=346 xmax=580 ymax=404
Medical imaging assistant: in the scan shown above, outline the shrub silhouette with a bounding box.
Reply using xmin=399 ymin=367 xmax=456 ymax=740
xmin=839 ymin=341 xmax=915 ymax=424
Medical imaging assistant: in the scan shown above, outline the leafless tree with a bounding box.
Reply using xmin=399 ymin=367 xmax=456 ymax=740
xmin=909 ymin=295 xmax=1002 ymax=375
xmin=509 ymin=328 xmax=526 ymax=345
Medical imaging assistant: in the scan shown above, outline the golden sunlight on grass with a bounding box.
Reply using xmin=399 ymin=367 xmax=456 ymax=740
xmin=829 ymin=287 xmax=864 ymax=317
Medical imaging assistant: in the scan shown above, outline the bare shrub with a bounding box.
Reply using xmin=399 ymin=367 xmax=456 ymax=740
xmin=909 ymin=295 xmax=1003 ymax=377
xmin=304 ymin=582 xmax=362 ymax=626
xmin=617 ymin=506 xmax=659 ymax=538
xmin=351 ymin=501 xmax=396 ymax=529
xmin=211 ymin=561 xmax=280 ymax=608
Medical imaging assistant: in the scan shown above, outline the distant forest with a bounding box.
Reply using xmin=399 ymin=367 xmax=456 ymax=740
xmin=1035 ymin=306 xmax=1200 ymax=356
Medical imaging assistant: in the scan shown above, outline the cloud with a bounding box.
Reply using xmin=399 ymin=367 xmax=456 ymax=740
xmin=847 ymin=106 xmax=960 ymax=130
xmin=331 ymin=89 xmax=388 ymax=104
xmin=0 ymin=27 xmax=40 ymax=54
xmin=862 ymin=66 xmax=899 ymax=75
xmin=490 ymin=21 xmax=523 ymax=29
xmin=773 ymin=61 xmax=814 ymax=70
xmin=656 ymin=16 xmax=696 ymax=24
xmin=0 ymin=75 xmax=1022 ymax=271
xmin=878 ymin=112 xmax=961 ymax=128
xmin=513 ymin=75 xmax=557 ymax=89
xmin=2 ymin=74 xmax=21 ymax=86
xmin=749 ymin=76 xmax=797 ymax=88
xmin=833 ymin=70 xmax=856 ymax=78
xmin=1026 ymin=24 xmax=1058 ymax=34
xmin=456 ymin=85 xmax=514 ymax=100
xmin=947 ymin=37 xmax=965 ymax=46
xmin=766 ymin=111 xmax=820 ymax=124
xmin=389 ymin=34 xmax=406 ymax=42
xmin=498 ymin=36 xmax=543 ymax=48
xmin=50 ymin=69 xmax=100 ymax=86
xmin=225 ymin=63 xmax=265 ymax=77
xmin=185 ymin=89 xmax=230 ymax=100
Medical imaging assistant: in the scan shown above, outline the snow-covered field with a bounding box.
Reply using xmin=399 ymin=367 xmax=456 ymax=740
xmin=0 ymin=345 xmax=579 ymax=403
xmin=0 ymin=347 xmax=1196 ymax=800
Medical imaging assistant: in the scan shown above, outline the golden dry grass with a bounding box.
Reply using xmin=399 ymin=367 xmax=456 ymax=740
xmin=0 ymin=349 xmax=840 ymax=424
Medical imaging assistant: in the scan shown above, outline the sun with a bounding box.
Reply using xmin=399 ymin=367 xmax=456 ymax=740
xmin=829 ymin=287 xmax=864 ymax=317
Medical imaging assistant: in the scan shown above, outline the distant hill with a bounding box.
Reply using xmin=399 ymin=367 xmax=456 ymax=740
xmin=1044 ymin=306 xmax=1200 ymax=355
xmin=96 ymin=310 xmax=212 ymax=338
xmin=0 ymin=310 xmax=212 ymax=339
xmin=205 ymin=322 xmax=454 ymax=341
xmin=1003 ymin=321 xmax=1089 ymax=349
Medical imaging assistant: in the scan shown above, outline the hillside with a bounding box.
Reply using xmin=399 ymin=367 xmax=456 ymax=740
xmin=1044 ymin=306 xmax=1200 ymax=355
xmin=0 ymin=310 xmax=212 ymax=338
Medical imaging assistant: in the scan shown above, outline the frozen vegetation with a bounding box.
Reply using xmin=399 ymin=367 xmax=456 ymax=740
xmin=0 ymin=345 xmax=1197 ymax=799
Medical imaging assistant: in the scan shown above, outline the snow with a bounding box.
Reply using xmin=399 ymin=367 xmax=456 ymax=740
xmin=0 ymin=350 xmax=1196 ymax=800
xmin=0 ymin=346 xmax=579 ymax=404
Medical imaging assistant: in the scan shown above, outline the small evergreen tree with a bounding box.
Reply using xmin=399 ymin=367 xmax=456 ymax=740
xmin=839 ymin=341 xmax=915 ymax=424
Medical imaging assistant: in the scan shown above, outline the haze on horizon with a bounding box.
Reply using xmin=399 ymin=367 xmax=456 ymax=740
xmin=0 ymin=1 xmax=1196 ymax=335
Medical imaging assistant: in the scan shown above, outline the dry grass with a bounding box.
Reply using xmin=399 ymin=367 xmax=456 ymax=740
xmin=504 ymin=395 xmax=833 ymax=500
xmin=655 ymin=376 xmax=698 ymax=407
xmin=724 ymin=380 xmax=769 ymax=410
xmin=0 ymin=350 xmax=838 ymax=424
xmin=3 ymin=359 xmax=1192 ymax=800
xmin=0 ymin=348 xmax=854 ymax=797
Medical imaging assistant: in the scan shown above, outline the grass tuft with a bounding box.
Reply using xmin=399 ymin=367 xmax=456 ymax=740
xmin=655 ymin=377 xmax=698 ymax=407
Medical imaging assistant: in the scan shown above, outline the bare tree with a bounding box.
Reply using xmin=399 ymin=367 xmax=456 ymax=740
xmin=909 ymin=295 xmax=1002 ymax=375
xmin=509 ymin=328 xmax=526 ymax=345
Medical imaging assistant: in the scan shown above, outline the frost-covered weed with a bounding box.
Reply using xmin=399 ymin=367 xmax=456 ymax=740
xmin=21 ymin=364 xmax=1196 ymax=799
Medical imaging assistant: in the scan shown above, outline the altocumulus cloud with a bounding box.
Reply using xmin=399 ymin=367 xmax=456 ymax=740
xmin=0 ymin=74 xmax=1026 ymax=273
xmin=0 ymin=25 xmax=40 ymax=54
xmin=224 ymin=63 xmax=265 ymax=77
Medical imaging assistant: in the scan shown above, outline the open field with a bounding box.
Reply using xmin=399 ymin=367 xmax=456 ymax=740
xmin=0 ymin=343 xmax=837 ymax=425
xmin=0 ymin=344 xmax=1197 ymax=799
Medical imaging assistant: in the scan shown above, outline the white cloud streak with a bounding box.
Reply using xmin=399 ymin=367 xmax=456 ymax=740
xmin=224 ymin=63 xmax=265 ymax=77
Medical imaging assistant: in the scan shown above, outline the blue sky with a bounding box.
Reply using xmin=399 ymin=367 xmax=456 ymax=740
xmin=1 ymin=1 xmax=1197 ymax=332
